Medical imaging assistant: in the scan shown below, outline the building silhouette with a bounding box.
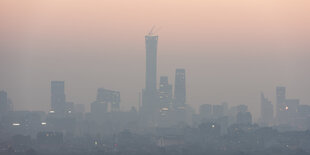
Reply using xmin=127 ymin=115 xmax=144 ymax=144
xmin=284 ymin=99 xmax=299 ymax=125
xmin=174 ymin=69 xmax=186 ymax=108
xmin=159 ymin=76 xmax=172 ymax=109
xmin=91 ymin=88 xmax=120 ymax=115
xmin=0 ymin=90 xmax=10 ymax=115
xmin=213 ymin=104 xmax=224 ymax=119
xmin=141 ymin=33 xmax=160 ymax=126
xmin=260 ymin=93 xmax=273 ymax=126
xmin=51 ymin=81 xmax=66 ymax=116
xmin=199 ymin=104 xmax=212 ymax=120
xmin=276 ymin=86 xmax=286 ymax=123
xmin=144 ymin=34 xmax=158 ymax=92
xmin=275 ymin=86 xmax=300 ymax=125
xmin=237 ymin=112 xmax=252 ymax=125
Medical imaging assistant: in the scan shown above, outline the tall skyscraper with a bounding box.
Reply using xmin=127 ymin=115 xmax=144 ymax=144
xmin=260 ymin=93 xmax=273 ymax=126
xmin=145 ymin=34 xmax=158 ymax=92
xmin=51 ymin=81 xmax=66 ymax=116
xmin=174 ymin=69 xmax=186 ymax=107
xmin=141 ymin=33 xmax=159 ymax=126
xmin=159 ymin=76 xmax=172 ymax=109
xmin=142 ymin=34 xmax=159 ymax=107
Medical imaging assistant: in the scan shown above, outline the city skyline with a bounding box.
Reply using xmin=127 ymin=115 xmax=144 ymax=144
xmin=1 ymin=0 xmax=310 ymax=119
xmin=0 ymin=31 xmax=309 ymax=119
xmin=0 ymin=31 xmax=307 ymax=123
xmin=1 ymin=1 xmax=310 ymax=154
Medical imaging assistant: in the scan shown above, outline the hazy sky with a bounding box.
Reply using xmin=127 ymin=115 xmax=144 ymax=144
xmin=1 ymin=0 xmax=310 ymax=119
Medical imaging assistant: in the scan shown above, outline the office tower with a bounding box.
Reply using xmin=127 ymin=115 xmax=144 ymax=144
xmin=159 ymin=76 xmax=172 ymax=109
xmin=237 ymin=111 xmax=252 ymax=125
xmin=91 ymin=101 xmax=107 ymax=116
xmin=199 ymin=104 xmax=212 ymax=120
xmin=213 ymin=104 xmax=224 ymax=119
xmin=91 ymin=88 xmax=108 ymax=116
xmin=51 ymin=81 xmax=66 ymax=116
xmin=221 ymin=102 xmax=229 ymax=116
xmin=141 ymin=33 xmax=159 ymax=126
xmin=142 ymin=33 xmax=159 ymax=107
xmin=111 ymin=91 xmax=121 ymax=112
xmin=297 ymin=105 xmax=310 ymax=129
xmin=74 ymin=104 xmax=85 ymax=113
xmin=0 ymin=91 xmax=9 ymax=114
xmin=284 ymin=99 xmax=299 ymax=125
xmin=298 ymin=105 xmax=310 ymax=118
xmin=66 ymin=102 xmax=74 ymax=114
xmin=174 ymin=69 xmax=186 ymax=108
xmin=260 ymin=93 xmax=273 ymax=126
xmin=276 ymin=86 xmax=286 ymax=120
xmin=236 ymin=104 xmax=248 ymax=113
xmin=145 ymin=34 xmax=158 ymax=92
xmin=91 ymin=88 xmax=120 ymax=114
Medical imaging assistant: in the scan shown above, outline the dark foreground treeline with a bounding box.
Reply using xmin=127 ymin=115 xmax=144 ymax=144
xmin=1 ymin=123 xmax=310 ymax=155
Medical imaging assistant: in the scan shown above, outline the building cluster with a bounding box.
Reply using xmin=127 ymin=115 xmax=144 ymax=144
xmin=0 ymin=33 xmax=310 ymax=154
xmin=194 ymin=103 xmax=252 ymax=135
xmin=260 ymin=87 xmax=310 ymax=131
xmin=141 ymin=33 xmax=190 ymax=128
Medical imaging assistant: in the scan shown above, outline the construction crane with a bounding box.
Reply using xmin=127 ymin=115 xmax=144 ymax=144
xmin=148 ymin=26 xmax=156 ymax=36
xmin=148 ymin=26 xmax=161 ymax=36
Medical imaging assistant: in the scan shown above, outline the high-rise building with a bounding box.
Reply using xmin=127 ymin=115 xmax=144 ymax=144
xmin=276 ymin=86 xmax=286 ymax=120
xmin=51 ymin=81 xmax=66 ymax=116
xmin=236 ymin=104 xmax=248 ymax=113
xmin=145 ymin=34 xmax=158 ymax=92
xmin=199 ymin=104 xmax=212 ymax=120
xmin=213 ymin=104 xmax=224 ymax=119
xmin=66 ymin=102 xmax=74 ymax=114
xmin=91 ymin=88 xmax=120 ymax=114
xmin=174 ymin=69 xmax=186 ymax=108
xmin=260 ymin=93 xmax=273 ymax=126
xmin=141 ymin=33 xmax=160 ymax=126
xmin=221 ymin=102 xmax=229 ymax=116
xmin=159 ymin=76 xmax=172 ymax=109
xmin=237 ymin=112 xmax=252 ymax=125
xmin=283 ymin=99 xmax=299 ymax=125
xmin=74 ymin=104 xmax=85 ymax=114
xmin=0 ymin=91 xmax=10 ymax=114
xmin=275 ymin=86 xmax=301 ymax=125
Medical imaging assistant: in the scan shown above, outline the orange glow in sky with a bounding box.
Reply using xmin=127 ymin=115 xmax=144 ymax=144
xmin=0 ymin=0 xmax=310 ymax=116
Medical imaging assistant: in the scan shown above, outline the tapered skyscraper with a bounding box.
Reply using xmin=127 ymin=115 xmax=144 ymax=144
xmin=141 ymin=33 xmax=159 ymax=125
xmin=145 ymin=35 xmax=158 ymax=92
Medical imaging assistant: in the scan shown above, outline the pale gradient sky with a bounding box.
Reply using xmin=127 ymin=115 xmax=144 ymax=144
xmin=0 ymin=0 xmax=310 ymax=119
